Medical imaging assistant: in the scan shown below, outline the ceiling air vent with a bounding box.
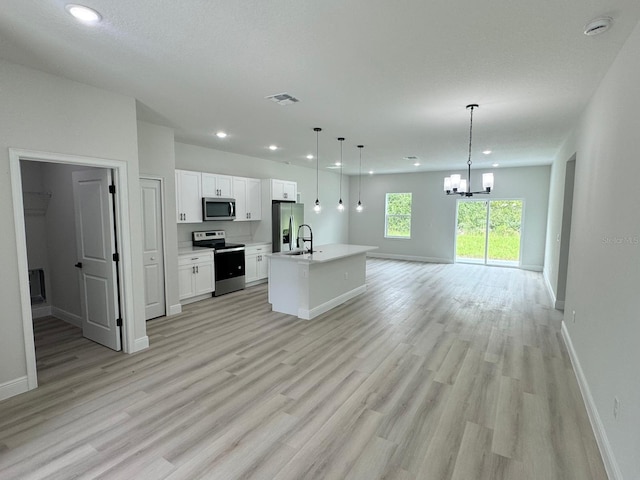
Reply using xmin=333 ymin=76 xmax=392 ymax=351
xmin=403 ymin=156 xmax=419 ymax=161
xmin=265 ymin=93 xmax=300 ymax=105
xmin=584 ymin=17 xmax=613 ymax=36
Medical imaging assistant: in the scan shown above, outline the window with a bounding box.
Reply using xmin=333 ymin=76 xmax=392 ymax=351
xmin=385 ymin=193 xmax=412 ymax=238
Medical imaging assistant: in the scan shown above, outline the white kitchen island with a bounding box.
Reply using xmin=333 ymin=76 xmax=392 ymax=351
xmin=267 ymin=244 xmax=377 ymax=320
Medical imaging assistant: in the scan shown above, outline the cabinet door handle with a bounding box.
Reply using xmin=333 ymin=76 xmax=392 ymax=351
xmin=196 ymin=265 xmax=199 ymax=273
xmin=192 ymin=266 xmax=195 ymax=274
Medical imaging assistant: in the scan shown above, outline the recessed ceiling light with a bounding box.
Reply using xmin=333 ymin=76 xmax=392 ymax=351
xmin=492 ymin=163 xmax=499 ymax=167
xmin=306 ymin=154 xmax=314 ymax=160
xmin=584 ymin=16 xmax=613 ymax=36
xmin=65 ymin=4 xmax=102 ymax=23
xmin=269 ymin=145 xmax=278 ymax=151
xmin=414 ymin=162 xmax=420 ymax=167
xmin=216 ymin=131 xmax=227 ymax=139
xmin=483 ymin=150 xmax=492 ymax=155
xmin=335 ymin=162 xmax=341 ymax=166
xmin=369 ymin=171 xmax=373 ymax=175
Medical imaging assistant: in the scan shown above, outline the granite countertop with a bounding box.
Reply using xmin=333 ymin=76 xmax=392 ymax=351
xmin=267 ymin=244 xmax=377 ymax=264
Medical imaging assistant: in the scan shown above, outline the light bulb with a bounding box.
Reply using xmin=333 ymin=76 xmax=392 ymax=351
xmin=338 ymin=200 xmax=344 ymax=211
xmin=356 ymin=201 xmax=363 ymax=212
xmin=314 ymin=199 xmax=321 ymax=213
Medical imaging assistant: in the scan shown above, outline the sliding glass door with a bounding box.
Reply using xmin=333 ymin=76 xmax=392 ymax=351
xmin=456 ymin=199 xmax=523 ymax=266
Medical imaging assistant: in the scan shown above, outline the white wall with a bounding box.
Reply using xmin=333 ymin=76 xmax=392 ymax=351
xmin=348 ymin=166 xmax=550 ymax=269
xmin=561 ymin=18 xmax=640 ymax=479
xmin=0 ymin=59 xmax=147 ymax=391
xmin=543 ymin=132 xmax=577 ymax=305
xmin=137 ymin=121 xmax=181 ymax=313
xmin=174 ymin=142 xmax=349 ymax=246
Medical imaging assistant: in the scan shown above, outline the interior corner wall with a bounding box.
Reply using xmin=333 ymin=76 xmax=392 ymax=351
xmin=348 ymin=165 xmax=550 ymax=269
xmin=173 ymin=142 xmax=349 ymax=246
xmin=0 ymin=59 xmax=145 ymax=389
xmin=137 ymin=121 xmax=180 ymax=313
xmin=543 ymin=131 xmax=577 ymax=305
xmin=564 ymin=19 xmax=640 ymax=479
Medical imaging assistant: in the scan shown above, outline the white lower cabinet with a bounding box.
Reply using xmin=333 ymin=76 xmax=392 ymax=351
xmin=245 ymin=244 xmax=271 ymax=284
xmin=178 ymin=251 xmax=215 ymax=301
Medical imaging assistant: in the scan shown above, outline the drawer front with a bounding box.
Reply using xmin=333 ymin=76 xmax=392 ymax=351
xmin=245 ymin=244 xmax=272 ymax=256
xmin=178 ymin=252 xmax=214 ymax=265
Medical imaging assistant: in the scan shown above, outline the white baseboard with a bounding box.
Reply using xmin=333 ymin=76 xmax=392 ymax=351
xmin=543 ymin=270 xmax=557 ymax=307
xmin=133 ymin=336 xmax=149 ymax=352
xmin=32 ymin=305 xmax=52 ymax=319
xmin=561 ymin=322 xmax=621 ymax=480
xmin=367 ymin=252 xmax=452 ymax=264
xmin=0 ymin=376 xmax=29 ymax=401
xmin=168 ymin=303 xmax=182 ymax=316
xmin=51 ymin=307 xmax=82 ymax=328
xmin=298 ymin=285 xmax=367 ymax=320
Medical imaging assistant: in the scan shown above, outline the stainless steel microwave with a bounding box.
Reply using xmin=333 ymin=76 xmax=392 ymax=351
xmin=202 ymin=197 xmax=236 ymax=221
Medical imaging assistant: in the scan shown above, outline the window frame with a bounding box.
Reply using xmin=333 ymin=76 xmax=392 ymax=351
xmin=384 ymin=192 xmax=412 ymax=239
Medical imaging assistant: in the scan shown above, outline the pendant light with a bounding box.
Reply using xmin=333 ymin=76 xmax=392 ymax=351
xmin=313 ymin=127 xmax=322 ymax=213
xmin=337 ymin=137 xmax=345 ymax=211
xmin=444 ymin=104 xmax=494 ymax=197
xmin=356 ymin=145 xmax=364 ymax=212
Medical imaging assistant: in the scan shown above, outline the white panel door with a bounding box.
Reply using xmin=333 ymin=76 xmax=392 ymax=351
xmin=72 ymin=169 xmax=121 ymax=351
xmin=233 ymin=177 xmax=248 ymax=221
xmin=247 ymin=178 xmax=262 ymax=220
xmin=141 ymin=178 xmax=166 ymax=320
xmin=176 ymin=170 xmax=202 ymax=223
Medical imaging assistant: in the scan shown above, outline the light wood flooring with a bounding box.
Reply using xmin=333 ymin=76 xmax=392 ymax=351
xmin=0 ymin=259 xmax=607 ymax=479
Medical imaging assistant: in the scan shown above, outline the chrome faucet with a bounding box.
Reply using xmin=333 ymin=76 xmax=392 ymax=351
xmin=296 ymin=224 xmax=313 ymax=253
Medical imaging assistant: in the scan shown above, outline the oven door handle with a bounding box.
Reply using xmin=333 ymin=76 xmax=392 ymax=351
xmin=215 ymin=247 xmax=245 ymax=253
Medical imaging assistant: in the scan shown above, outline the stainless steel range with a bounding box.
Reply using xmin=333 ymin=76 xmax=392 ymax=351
xmin=192 ymin=230 xmax=245 ymax=296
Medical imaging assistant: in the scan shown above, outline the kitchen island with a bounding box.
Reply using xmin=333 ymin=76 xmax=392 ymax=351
xmin=267 ymin=244 xmax=377 ymax=320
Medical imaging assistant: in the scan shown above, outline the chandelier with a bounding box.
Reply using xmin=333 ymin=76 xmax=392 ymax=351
xmin=444 ymin=104 xmax=494 ymax=197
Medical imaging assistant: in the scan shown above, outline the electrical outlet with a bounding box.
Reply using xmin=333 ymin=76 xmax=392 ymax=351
xmin=572 ymin=310 xmax=576 ymax=323
xmin=613 ymin=397 xmax=620 ymax=419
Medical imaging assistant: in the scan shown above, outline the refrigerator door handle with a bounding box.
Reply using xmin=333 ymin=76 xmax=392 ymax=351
xmin=288 ymin=215 xmax=293 ymax=250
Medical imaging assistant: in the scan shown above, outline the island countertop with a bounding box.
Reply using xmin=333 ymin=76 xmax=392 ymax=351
xmin=267 ymin=243 xmax=377 ymax=263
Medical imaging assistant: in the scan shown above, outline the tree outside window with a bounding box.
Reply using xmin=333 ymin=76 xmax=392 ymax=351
xmin=385 ymin=193 xmax=412 ymax=238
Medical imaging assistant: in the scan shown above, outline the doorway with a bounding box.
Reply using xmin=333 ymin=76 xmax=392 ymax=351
xmin=456 ymin=199 xmax=524 ymax=266
xmin=10 ymin=148 xmax=139 ymax=392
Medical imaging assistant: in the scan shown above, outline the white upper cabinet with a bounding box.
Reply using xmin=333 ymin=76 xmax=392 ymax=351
xmin=271 ymin=179 xmax=297 ymax=201
xmin=175 ymin=170 xmax=202 ymax=223
xmin=233 ymin=176 xmax=262 ymax=221
xmin=202 ymin=173 xmax=233 ymax=198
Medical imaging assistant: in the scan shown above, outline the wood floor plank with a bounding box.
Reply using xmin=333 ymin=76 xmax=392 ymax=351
xmin=0 ymin=260 xmax=607 ymax=480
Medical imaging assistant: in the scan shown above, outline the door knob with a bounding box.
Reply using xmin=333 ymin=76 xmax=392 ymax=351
xmin=75 ymin=262 xmax=83 ymax=269
xmin=150 ymin=257 xmax=156 ymax=261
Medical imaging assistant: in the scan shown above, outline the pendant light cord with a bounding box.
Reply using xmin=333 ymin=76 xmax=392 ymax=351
xmin=313 ymin=127 xmax=321 ymax=203
xmin=338 ymin=138 xmax=344 ymax=201
xmin=467 ymin=105 xmax=474 ymax=167
xmin=466 ymin=104 xmax=477 ymax=193
xmin=358 ymin=145 xmax=363 ymax=203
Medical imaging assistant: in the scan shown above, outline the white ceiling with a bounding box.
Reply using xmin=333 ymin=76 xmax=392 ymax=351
xmin=1 ymin=1 xmax=639 ymax=175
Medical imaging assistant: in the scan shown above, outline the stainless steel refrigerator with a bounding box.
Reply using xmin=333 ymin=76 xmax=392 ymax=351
xmin=272 ymin=202 xmax=304 ymax=252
